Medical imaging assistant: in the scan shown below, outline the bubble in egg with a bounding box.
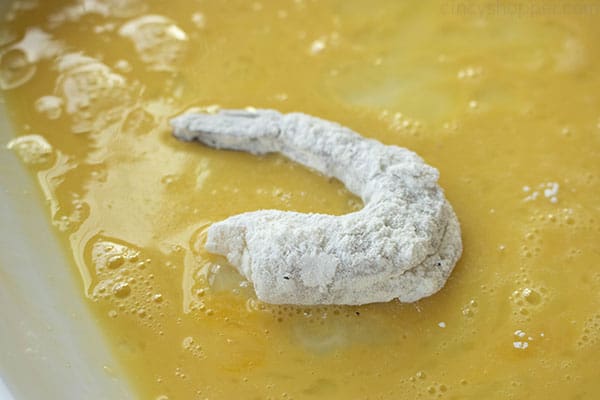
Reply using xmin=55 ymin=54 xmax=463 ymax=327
xmin=47 ymin=0 xmax=147 ymax=27
xmin=54 ymin=53 xmax=131 ymax=133
xmin=0 ymin=28 xmax=63 ymax=90
xmin=0 ymin=48 xmax=36 ymax=90
xmin=6 ymin=134 xmax=54 ymax=165
xmin=34 ymin=95 xmax=63 ymax=119
xmin=119 ymin=15 xmax=189 ymax=72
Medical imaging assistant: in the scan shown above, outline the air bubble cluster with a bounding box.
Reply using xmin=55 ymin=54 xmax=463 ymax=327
xmin=47 ymin=0 xmax=147 ymax=28
xmin=0 ymin=28 xmax=63 ymax=90
xmin=34 ymin=96 xmax=63 ymax=120
xmin=7 ymin=134 xmax=54 ymax=166
xmin=509 ymin=285 xmax=548 ymax=323
xmin=407 ymin=371 xmax=452 ymax=398
xmin=51 ymin=193 xmax=89 ymax=233
xmin=523 ymin=182 xmax=560 ymax=204
xmin=88 ymin=237 xmax=165 ymax=331
xmin=512 ymin=329 xmax=537 ymax=350
xmin=577 ymin=313 xmax=600 ymax=348
xmin=54 ymin=53 xmax=132 ymax=133
xmin=181 ymin=336 xmax=205 ymax=359
xmin=457 ymin=66 xmax=483 ymax=80
xmin=119 ymin=15 xmax=189 ymax=72
xmin=379 ymin=109 xmax=422 ymax=136
xmin=461 ymin=299 xmax=478 ymax=319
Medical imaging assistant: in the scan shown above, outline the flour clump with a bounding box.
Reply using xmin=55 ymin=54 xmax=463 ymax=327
xmin=171 ymin=109 xmax=462 ymax=305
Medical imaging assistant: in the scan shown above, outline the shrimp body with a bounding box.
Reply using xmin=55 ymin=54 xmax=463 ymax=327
xmin=171 ymin=109 xmax=462 ymax=305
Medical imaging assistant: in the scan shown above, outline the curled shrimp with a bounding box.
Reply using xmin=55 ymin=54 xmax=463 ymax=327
xmin=171 ymin=109 xmax=462 ymax=305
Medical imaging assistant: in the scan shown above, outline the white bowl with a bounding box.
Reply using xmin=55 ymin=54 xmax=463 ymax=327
xmin=0 ymin=100 xmax=134 ymax=398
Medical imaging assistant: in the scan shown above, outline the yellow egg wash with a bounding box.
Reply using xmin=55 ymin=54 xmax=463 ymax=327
xmin=2 ymin=0 xmax=600 ymax=398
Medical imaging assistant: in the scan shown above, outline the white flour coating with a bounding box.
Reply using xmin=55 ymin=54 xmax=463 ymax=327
xmin=171 ymin=109 xmax=462 ymax=305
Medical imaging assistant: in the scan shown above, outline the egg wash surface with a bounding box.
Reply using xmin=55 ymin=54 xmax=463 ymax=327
xmin=2 ymin=0 xmax=600 ymax=399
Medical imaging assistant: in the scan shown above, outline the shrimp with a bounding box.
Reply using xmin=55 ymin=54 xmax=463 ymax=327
xmin=171 ymin=109 xmax=462 ymax=305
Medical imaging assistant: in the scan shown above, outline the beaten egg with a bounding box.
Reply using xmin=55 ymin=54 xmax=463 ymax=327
xmin=2 ymin=0 xmax=600 ymax=399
